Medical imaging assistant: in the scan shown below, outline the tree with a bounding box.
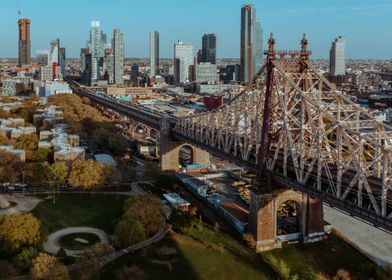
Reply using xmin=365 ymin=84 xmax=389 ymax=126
xmin=0 ymin=135 xmax=11 ymax=145
xmin=116 ymin=265 xmax=146 ymax=280
xmin=123 ymin=194 xmax=165 ymax=237
xmin=107 ymin=134 xmax=128 ymax=156
xmin=99 ymin=164 xmax=118 ymax=189
xmin=48 ymin=162 xmax=70 ymax=201
xmin=115 ymin=217 xmax=146 ymax=248
xmin=31 ymin=253 xmax=70 ymax=280
xmin=333 ymin=269 xmax=351 ymax=280
xmin=13 ymin=246 xmax=39 ymax=272
xmin=144 ymin=161 xmax=161 ymax=179
xmin=0 ymin=260 xmax=18 ymax=279
xmin=0 ymin=151 xmax=23 ymax=184
xmin=25 ymin=162 xmax=49 ymax=187
xmin=71 ymin=244 xmax=115 ymax=280
xmin=13 ymin=134 xmax=39 ymax=151
xmin=0 ymin=213 xmax=41 ymax=256
xmin=49 ymin=162 xmax=69 ymax=187
xmin=32 ymin=148 xmax=52 ymax=163
xmin=155 ymin=174 xmax=177 ymax=191
xmin=68 ymin=160 xmax=103 ymax=189
xmin=170 ymin=210 xmax=195 ymax=233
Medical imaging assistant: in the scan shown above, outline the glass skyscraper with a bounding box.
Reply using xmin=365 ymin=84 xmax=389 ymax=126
xmin=89 ymin=21 xmax=104 ymax=84
xmin=150 ymin=30 xmax=160 ymax=78
xmin=330 ymin=36 xmax=346 ymax=76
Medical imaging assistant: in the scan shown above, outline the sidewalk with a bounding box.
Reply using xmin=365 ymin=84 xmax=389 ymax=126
xmin=324 ymin=206 xmax=392 ymax=267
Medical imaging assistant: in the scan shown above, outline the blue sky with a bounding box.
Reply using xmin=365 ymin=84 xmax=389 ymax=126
xmin=1 ymin=0 xmax=391 ymax=59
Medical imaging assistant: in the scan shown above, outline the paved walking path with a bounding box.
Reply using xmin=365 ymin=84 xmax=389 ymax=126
xmin=44 ymin=227 xmax=109 ymax=257
xmin=0 ymin=194 xmax=42 ymax=216
xmin=324 ymin=206 xmax=392 ymax=267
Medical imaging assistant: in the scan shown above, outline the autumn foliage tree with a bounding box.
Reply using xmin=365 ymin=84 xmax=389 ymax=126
xmin=31 ymin=253 xmax=70 ymax=280
xmin=68 ymin=160 xmax=103 ymax=189
xmin=0 ymin=213 xmax=41 ymax=257
xmin=115 ymin=194 xmax=165 ymax=248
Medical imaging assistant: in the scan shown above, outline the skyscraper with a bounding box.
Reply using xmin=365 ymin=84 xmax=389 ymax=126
xmin=89 ymin=21 xmax=104 ymax=84
xmin=174 ymin=40 xmax=194 ymax=83
xmin=113 ymin=29 xmax=124 ymax=85
xmin=255 ymin=21 xmax=263 ymax=74
xmin=103 ymin=48 xmax=114 ymax=84
xmin=202 ymin=34 xmax=216 ymax=64
xmin=240 ymin=4 xmax=262 ymax=83
xmin=18 ymin=18 xmax=31 ymax=67
xmin=149 ymin=31 xmax=159 ymax=78
xmin=330 ymin=36 xmax=346 ymax=76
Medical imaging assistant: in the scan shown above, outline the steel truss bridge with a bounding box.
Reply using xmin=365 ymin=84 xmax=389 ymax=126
xmin=71 ymin=35 xmax=392 ymax=232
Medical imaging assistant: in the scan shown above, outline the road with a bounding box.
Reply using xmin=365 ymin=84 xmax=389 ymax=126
xmin=324 ymin=206 xmax=392 ymax=267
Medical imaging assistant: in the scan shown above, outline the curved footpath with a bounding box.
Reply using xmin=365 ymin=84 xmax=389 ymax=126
xmin=44 ymin=227 xmax=109 ymax=257
xmin=0 ymin=194 xmax=42 ymax=216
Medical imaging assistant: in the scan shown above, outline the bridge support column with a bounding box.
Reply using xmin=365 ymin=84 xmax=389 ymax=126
xmin=159 ymin=119 xmax=210 ymax=172
xmin=249 ymin=187 xmax=325 ymax=252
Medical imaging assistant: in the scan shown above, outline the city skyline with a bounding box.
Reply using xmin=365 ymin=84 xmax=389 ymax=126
xmin=1 ymin=0 xmax=392 ymax=59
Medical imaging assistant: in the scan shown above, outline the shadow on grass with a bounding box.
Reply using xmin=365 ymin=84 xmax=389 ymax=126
xmin=99 ymin=235 xmax=199 ymax=280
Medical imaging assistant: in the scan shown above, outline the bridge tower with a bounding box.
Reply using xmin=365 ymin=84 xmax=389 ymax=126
xmin=160 ymin=118 xmax=210 ymax=171
xmin=248 ymin=34 xmax=325 ymax=252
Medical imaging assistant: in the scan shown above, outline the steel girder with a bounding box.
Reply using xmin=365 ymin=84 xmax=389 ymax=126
xmin=174 ymin=47 xmax=392 ymax=221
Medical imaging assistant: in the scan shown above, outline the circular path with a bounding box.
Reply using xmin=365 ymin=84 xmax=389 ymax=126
xmin=44 ymin=227 xmax=109 ymax=257
xmin=0 ymin=194 xmax=42 ymax=216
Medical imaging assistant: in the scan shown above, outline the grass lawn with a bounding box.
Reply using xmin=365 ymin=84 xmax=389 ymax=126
xmin=59 ymin=232 xmax=101 ymax=250
xmin=31 ymin=194 xmax=127 ymax=234
xmin=99 ymin=224 xmax=276 ymax=280
xmin=261 ymin=234 xmax=391 ymax=280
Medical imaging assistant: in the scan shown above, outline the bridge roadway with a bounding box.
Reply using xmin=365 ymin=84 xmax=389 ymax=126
xmin=70 ymin=83 xmax=392 ymax=233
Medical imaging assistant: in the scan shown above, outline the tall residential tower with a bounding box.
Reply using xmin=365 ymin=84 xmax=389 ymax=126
xmin=89 ymin=21 xmax=105 ymax=84
xmin=330 ymin=36 xmax=346 ymax=76
xmin=18 ymin=18 xmax=31 ymax=67
xmin=149 ymin=30 xmax=160 ymax=77
xmin=113 ymin=28 xmax=124 ymax=85
xmin=240 ymin=4 xmax=262 ymax=83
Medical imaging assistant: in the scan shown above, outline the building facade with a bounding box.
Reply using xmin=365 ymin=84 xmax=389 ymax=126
xmin=255 ymin=21 xmax=263 ymax=73
xmin=149 ymin=30 xmax=160 ymax=78
xmin=330 ymin=36 xmax=346 ymax=76
xmin=195 ymin=63 xmax=219 ymax=84
xmin=202 ymin=34 xmax=217 ymax=64
xmin=103 ymin=48 xmax=114 ymax=84
xmin=240 ymin=4 xmax=262 ymax=83
xmin=89 ymin=21 xmax=105 ymax=84
xmin=113 ymin=28 xmax=124 ymax=85
xmin=174 ymin=41 xmax=194 ymax=83
xmin=18 ymin=18 xmax=31 ymax=67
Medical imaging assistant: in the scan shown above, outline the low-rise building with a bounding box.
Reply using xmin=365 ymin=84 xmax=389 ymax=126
xmin=195 ymin=63 xmax=219 ymax=84
xmin=35 ymin=81 xmax=72 ymax=97
xmin=163 ymin=193 xmax=190 ymax=212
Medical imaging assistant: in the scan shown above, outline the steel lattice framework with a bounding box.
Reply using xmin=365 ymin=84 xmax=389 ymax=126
xmin=174 ymin=34 xmax=392 ymax=224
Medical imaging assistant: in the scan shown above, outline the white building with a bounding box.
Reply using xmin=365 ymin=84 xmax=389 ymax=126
xmin=174 ymin=41 xmax=194 ymax=83
xmin=195 ymin=63 xmax=219 ymax=84
xmin=330 ymin=36 xmax=346 ymax=76
xmin=36 ymin=81 xmax=72 ymax=97
xmin=40 ymin=65 xmax=52 ymax=81
xmin=150 ymin=30 xmax=159 ymax=78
